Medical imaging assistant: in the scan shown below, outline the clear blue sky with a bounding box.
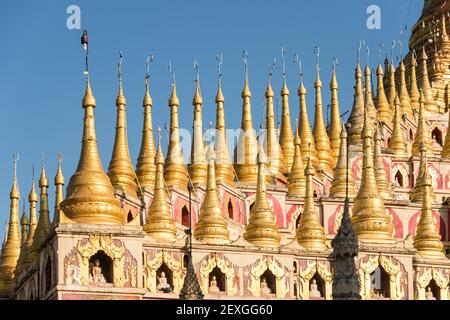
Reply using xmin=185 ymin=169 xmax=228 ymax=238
xmin=0 ymin=0 xmax=422 ymax=239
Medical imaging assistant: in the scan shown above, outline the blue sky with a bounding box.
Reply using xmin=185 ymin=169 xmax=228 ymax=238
xmin=0 ymin=0 xmax=422 ymax=239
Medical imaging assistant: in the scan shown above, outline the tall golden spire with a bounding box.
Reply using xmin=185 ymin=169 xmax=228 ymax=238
xmin=375 ymin=64 xmax=393 ymax=124
xmin=244 ymin=145 xmax=280 ymax=248
xmin=164 ymin=63 xmax=189 ymax=190
xmin=412 ymin=90 xmax=434 ymax=157
xmin=330 ymin=123 xmax=356 ymax=198
xmin=20 ymin=200 xmax=28 ymax=246
xmin=399 ymin=61 xmax=414 ymax=118
xmin=60 ymin=75 xmax=123 ymax=224
xmin=347 ymin=62 xmax=365 ymax=144
xmin=388 ymin=95 xmax=407 ymax=156
xmin=287 ymin=130 xmax=306 ymax=198
xmin=264 ymin=66 xmax=287 ymax=183
xmin=20 ymin=170 xmax=38 ymax=269
xmin=409 ymin=51 xmax=421 ymax=113
xmin=411 ymin=134 xmax=436 ymax=203
xmin=52 ymin=154 xmax=64 ymax=226
xmin=296 ymin=146 xmax=327 ymax=250
xmin=279 ymin=48 xmax=295 ymax=172
xmin=107 ymin=53 xmax=138 ymax=198
xmin=234 ymin=51 xmax=258 ymax=184
xmin=32 ymin=160 xmax=51 ymax=257
xmin=329 ymin=61 xmax=342 ymax=163
xmin=214 ymin=53 xmax=235 ymax=186
xmin=420 ymin=47 xmax=439 ymax=113
xmin=351 ymin=102 xmax=394 ymax=241
xmin=144 ymin=129 xmax=177 ymax=242
xmin=194 ymin=147 xmax=229 ymax=244
xmin=364 ymin=65 xmax=377 ymax=123
xmin=313 ymin=48 xmax=334 ymax=174
xmin=0 ymin=155 xmax=21 ymax=273
xmin=374 ymin=125 xmax=393 ymax=199
xmin=136 ymin=56 xmax=157 ymax=189
xmin=413 ymin=143 xmax=445 ymax=259
xmin=297 ymin=62 xmax=320 ymax=171
xmin=387 ymin=63 xmax=397 ymax=111
xmin=188 ymin=61 xmax=207 ymax=186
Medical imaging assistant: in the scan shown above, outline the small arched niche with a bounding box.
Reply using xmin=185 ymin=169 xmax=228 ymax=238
xmin=260 ymin=269 xmax=276 ymax=297
xmin=227 ymin=200 xmax=234 ymax=219
xmin=293 ymin=261 xmax=298 ymax=274
xmin=432 ymin=127 xmax=443 ymax=146
xmin=89 ymin=250 xmax=113 ymax=285
xmin=309 ymin=273 xmax=325 ymax=300
xmin=426 ymin=279 xmax=441 ymax=300
xmin=409 ymin=129 xmax=414 ymax=141
xmin=181 ymin=206 xmax=190 ymax=227
xmin=156 ymin=263 xmax=173 ymax=293
xmin=370 ymin=266 xmax=390 ymax=299
xmin=127 ymin=210 xmax=133 ymax=223
xmin=208 ymin=266 xmax=226 ymax=293
xmin=394 ymin=171 xmax=404 ymax=188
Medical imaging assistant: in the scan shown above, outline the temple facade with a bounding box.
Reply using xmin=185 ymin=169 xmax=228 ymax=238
xmin=2 ymin=0 xmax=450 ymax=301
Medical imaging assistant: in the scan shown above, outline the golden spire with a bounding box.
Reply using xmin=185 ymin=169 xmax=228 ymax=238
xmin=194 ymin=147 xmax=229 ymax=244
xmin=351 ymin=101 xmax=394 ymax=241
xmin=21 ymin=170 xmax=38 ymax=269
xmin=0 ymin=155 xmax=21 ymax=273
xmin=188 ymin=60 xmax=208 ymax=186
xmin=244 ymin=145 xmax=280 ymax=248
xmin=60 ymin=76 xmax=123 ymax=224
xmin=387 ymin=63 xmax=397 ymax=110
xmin=264 ymin=64 xmax=287 ymax=183
xmin=136 ymin=55 xmax=157 ymax=190
xmin=329 ymin=60 xmax=342 ymax=163
xmin=347 ymin=62 xmax=365 ymax=144
xmin=409 ymin=51 xmax=421 ymax=113
xmin=413 ymin=143 xmax=445 ymax=259
xmin=214 ymin=53 xmax=235 ymax=186
xmin=144 ymin=129 xmax=177 ymax=242
xmin=375 ymin=64 xmax=393 ymax=124
xmin=388 ymin=95 xmax=407 ymax=156
xmin=234 ymin=51 xmax=258 ymax=184
xmin=330 ymin=123 xmax=356 ymax=198
xmin=374 ymin=125 xmax=393 ymax=199
xmin=296 ymin=54 xmax=320 ymax=171
xmin=420 ymin=47 xmax=439 ymax=113
xmin=364 ymin=65 xmax=377 ymax=123
xmin=279 ymin=48 xmax=295 ymax=172
xmin=164 ymin=62 xmax=189 ymax=190
xmin=411 ymin=137 xmax=436 ymax=203
xmin=107 ymin=53 xmax=138 ymax=197
xmin=52 ymin=154 xmax=64 ymax=226
xmin=398 ymin=61 xmax=414 ymax=118
xmin=296 ymin=146 xmax=327 ymax=250
xmin=312 ymin=48 xmax=334 ymax=174
xmin=32 ymin=159 xmax=51 ymax=257
xmin=412 ymin=90 xmax=434 ymax=157
xmin=287 ymin=130 xmax=306 ymax=198
xmin=20 ymin=200 xmax=28 ymax=246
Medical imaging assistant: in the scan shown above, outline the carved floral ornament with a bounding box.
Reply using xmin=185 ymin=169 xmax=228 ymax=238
xmin=143 ymin=250 xmax=183 ymax=294
xmin=297 ymin=260 xmax=333 ymax=300
xmin=358 ymin=255 xmax=405 ymax=300
xmin=415 ymin=266 xmax=450 ymax=300
xmin=64 ymin=235 xmax=137 ymax=288
xmin=199 ymin=253 xmax=238 ymax=296
xmin=247 ymin=257 xmax=288 ymax=298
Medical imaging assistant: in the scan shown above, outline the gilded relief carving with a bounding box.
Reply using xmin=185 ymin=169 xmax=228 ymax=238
xmin=415 ymin=266 xmax=449 ymax=300
xmin=143 ymin=250 xmax=183 ymax=294
xmin=298 ymin=260 xmax=332 ymax=300
xmin=199 ymin=253 xmax=238 ymax=296
xmin=247 ymin=257 xmax=288 ymax=298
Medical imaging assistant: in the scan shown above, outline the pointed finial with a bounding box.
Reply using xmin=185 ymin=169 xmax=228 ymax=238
xmin=357 ymin=40 xmax=365 ymax=64
xmin=215 ymin=52 xmax=224 ymax=103
xmin=314 ymin=46 xmax=321 ymax=75
xmin=390 ymin=40 xmax=396 ymax=64
xmin=333 ymin=57 xmax=339 ymax=73
xmin=365 ymin=44 xmax=370 ymax=65
xmin=397 ymin=40 xmax=403 ymax=61
xmin=281 ymin=47 xmax=287 ymax=81
xmin=118 ymin=51 xmax=123 ymax=82
xmin=293 ymin=52 xmax=303 ymax=82
xmin=377 ymin=43 xmax=384 ymax=65
xmin=243 ymin=49 xmax=249 ymax=81
xmin=168 ymin=61 xmax=176 ymax=86
xmin=267 ymin=58 xmax=276 ymax=83
xmin=193 ymin=59 xmax=203 ymax=104
xmin=145 ymin=53 xmax=154 ymax=86
xmin=157 ymin=127 xmax=162 ymax=146
xmin=81 ymin=30 xmax=89 ymax=75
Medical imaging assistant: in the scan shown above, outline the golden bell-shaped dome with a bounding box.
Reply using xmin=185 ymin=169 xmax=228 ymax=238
xmin=244 ymin=145 xmax=281 ymax=248
xmin=389 ymin=95 xmax=407 ymax=156
xmin=60 ymin=79 xmax=123 ymax=224
xmin=420 ymin=47 xmax=439 ymax=113
xmin=296 ymin=152 xmax=327 ymax=251
xmin=287 ymin=133 xmax=306 ymax=198
xmin=329 ymin=123 xmax=356 ymax=198
xmin=52 ymin=156 xmax=65 ymax=226
xmin=194 ymin=148 xmax=229 ymax=245
xmin=387 ymin=63 xmax=397 ymax=110
xmin=279 ymin=79 xmax=295 ymax=173
xmin=409 ymin=53 xmax=421 ymax=113
xmin=412 ymin=91 xmax=434 ymax=157
xmin=328 ymin=66 xmax=342 ymax=164
xmin=411 ymin=141 xmax=437 ymax=203
xmin=375 ymin=64 xmax=393 ymax=124
xmin=347 ymin=63 xmax=365 ymax=144
xmin=398 ymin=61 xmax=414 ymax=119
xmin=374 ymin=126 xmax=393 ymax=200
xmin=144 ymin=129 xmax=177 ymax=242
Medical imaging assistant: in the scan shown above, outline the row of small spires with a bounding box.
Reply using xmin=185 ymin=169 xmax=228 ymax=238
xmin=1 ymin=31 xmax=448 ymax=286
